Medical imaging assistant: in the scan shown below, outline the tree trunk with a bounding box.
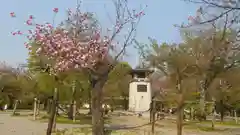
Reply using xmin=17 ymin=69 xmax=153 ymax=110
xmin=176 ymin=72 xmax=184 ymax=135
xmin=151 ymin=99 xmax=156 ymax=135
xmin=150 ymin=103 xmax=152 ymax=123
xmin=72 ymin=101 xmax=76 ymax=122
xmin=68 ymin=81 xmax=76 ymax=120
xmin=177 ymin=94 xmax=184 ymax=135
xmin=46 ymin=88 xmax=58 ymax=135
xmin=123 ymin=96 xmax=128 ymax=111
xmin=44 ymin=99 xmax=48 ymax=110
xmin=150 ymin=98 xmax=154 ymax=122
xmin=88 ymin=89 xmax=92 ymax=114
xmin=211 ymin=101 xmax=216 ymax=130
xmin=8 ymin=96 xmax=14 ymax=109
xmin=199 ymin=76 xmax=208 ymax=118
xmin=199 ymin=74 xmax=216 ymax=119
xmin=53 ymin=105 xmax=57 ymax=132
xmin=71 ymin=80 xmax=76 ymax=121
xmin=199 ymin=80 xmax=206 ymax=119
xmin=190 ymin=107 xmax=193 ymax=120
xmin=68 ymin=104 xmax=73 ymax=119
xmin=92 ymin=80 xmax=105 ymax=135
xmin=219 ymin=100 xmax=224 ymax=122
xmin=37 ymin=100 xmax=40 ymax=116
xmin=47 ymin=99 xmax=52 ymax=114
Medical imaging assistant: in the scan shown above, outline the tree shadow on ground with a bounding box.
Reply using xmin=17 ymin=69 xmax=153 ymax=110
xmin=40 ymin=113 xmax=110 ymax=125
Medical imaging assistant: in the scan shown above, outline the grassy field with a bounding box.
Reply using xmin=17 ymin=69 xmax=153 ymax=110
xmin=38 ymin=114 xmax=111 ymax=125
xmin=54 ymin=128 xmax=163 ymax=135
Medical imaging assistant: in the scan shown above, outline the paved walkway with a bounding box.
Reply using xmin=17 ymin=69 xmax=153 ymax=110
xmin=0 ymin=113 xmax=81 ymax=135
xmin=1 ymin=112 xmax=240 ymax=135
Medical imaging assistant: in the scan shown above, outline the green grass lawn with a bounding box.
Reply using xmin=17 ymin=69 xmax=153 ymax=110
xmin=185 ymin=125 xmax=228 ymax=132
xmin=39 ymin=114 xmax=111 ymax=125
xmin=183 ymin=119 xmax=240 ymax=126
xmin=200 ymin=120 xmax=240 ymax=127
xmin=9 ymin=111 xmax=112 ymax=125
xmin=183 ymin=119 xmax=240 ymax=132
xmin=54 ymin=127 xmax=161 ymax=135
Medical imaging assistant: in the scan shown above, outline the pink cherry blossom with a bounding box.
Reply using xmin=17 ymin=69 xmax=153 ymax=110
xmin=17 ymin=31 xmax=23 ymax=35
xmin=10 ymin=12 xmax=16 ymax=17
xmin=53 ymin=8 xmax=59 ymax=13
xmin=26 ymin=20 xmax=33 ymax=25
xmin=29 ymin=15 xmax=34 ymax=19
xmin=10 ymin=5 xmax=145 ymax=73
xmin=11 ymin=32 xmax=17 ymax=35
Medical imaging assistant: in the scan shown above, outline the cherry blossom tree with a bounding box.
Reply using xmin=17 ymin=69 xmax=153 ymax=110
xmin=10 ymin=0 xmax=146 ymax=135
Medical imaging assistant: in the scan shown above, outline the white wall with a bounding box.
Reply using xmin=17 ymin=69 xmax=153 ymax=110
xmin=129 ymin=81 xmax=151 ymax=112
xmin=128 ymin=82 xmax=135 ymax=111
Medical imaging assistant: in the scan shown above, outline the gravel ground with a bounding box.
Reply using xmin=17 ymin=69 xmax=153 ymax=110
xmin=0 ymin=113 xmax=82 ymax=135
xmin=0 ymin=111 xmax=240 ymax=135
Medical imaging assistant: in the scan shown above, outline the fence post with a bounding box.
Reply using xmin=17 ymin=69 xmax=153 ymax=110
xmin=234 ymin=110 xmax=238 ymax=124
xmin=33 ymin=98 xmax=37 ymax=120
xmin=12 ymin=100 xmax=19 ymax=115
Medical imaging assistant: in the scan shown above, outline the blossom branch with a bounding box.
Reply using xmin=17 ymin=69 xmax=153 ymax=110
xmin=10 ymin=1 xmax=145 ymax=75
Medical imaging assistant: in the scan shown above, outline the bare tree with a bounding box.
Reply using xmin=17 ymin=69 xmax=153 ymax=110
xmin=140 ymin=40 xmax=199 ymax=135
xmin=176 ymin=4 xmax=240 ymax=115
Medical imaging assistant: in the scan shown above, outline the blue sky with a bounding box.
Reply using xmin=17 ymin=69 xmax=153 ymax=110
xmin=0 ymin=0 xmax=198 ymax=68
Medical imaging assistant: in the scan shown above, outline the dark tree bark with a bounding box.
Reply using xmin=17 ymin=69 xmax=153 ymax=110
xmin=68 ymin=104 xmax=74 ymax=120
xmin=37 ymin=100 xmax=40 ymax=115
xmin=8 ymin=95 xmax=14 ymax=109
xmin=211 ymin=99 xmax=217 ymax=129
xmin=68 ymin=80 xmax=77 ymax=120
xmin=68 ymin=89 xmax=76 ymax=120
xmin=91 ymin=77 xmax=107 ymax=135
xmin=47 ymin=99 xmax=52 ymax=114
xmin=176 ymin=71 xmax=184 ymax=135
xmin=46 ymin=88 xmax=58 ymax=135
xmin=43 ymin=98 xmax=48 ymax=110
xmin=150 ymin=97 xmax=154 ymax=123
xmin=123 ymin=96 xmax=128 ymax=111
xmin=220 ymin=100 xmax=224 ymax=122
xmin=177 ymin=94 xmax=184 ymax=135
xmin=88 ymin=88 xmax=92 ymax=114
xmin=151 ymin=99 xmax=156 ymax=134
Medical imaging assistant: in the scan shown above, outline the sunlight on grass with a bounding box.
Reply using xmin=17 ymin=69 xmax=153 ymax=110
xmin=201 ymin=120 xmax=240 ymax=127
xmin=184 ymin=120 xmax=238 ymax=132
xmin=54 ymin=127 xmax=162 ymax=135
xmin=39 ymin=114 xmax=111 ymax=125
xmin=186 ymin=125 xmax=228 ymax=132
xmin=183 ymin=119 xmax=240 ymax=126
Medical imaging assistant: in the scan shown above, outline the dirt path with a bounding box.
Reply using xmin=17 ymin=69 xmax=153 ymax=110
xmin=1 ymin=111 xmax=240 ymax=135
xmin=0 ymin=113 xmax=83 ymax=135
xmin=109 ymin=114 xmax=240 ymax=135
